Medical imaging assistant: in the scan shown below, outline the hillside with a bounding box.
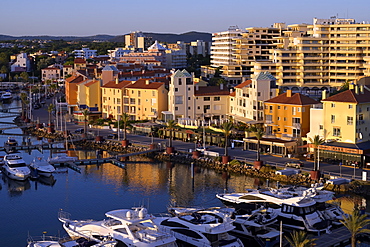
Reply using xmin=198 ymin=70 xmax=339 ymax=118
xmin=0 ymin=31 xmax=212 ymax=43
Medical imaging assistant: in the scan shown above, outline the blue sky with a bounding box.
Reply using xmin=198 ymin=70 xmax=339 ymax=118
xmin=1 ymin=0 xmax=369 ymax=36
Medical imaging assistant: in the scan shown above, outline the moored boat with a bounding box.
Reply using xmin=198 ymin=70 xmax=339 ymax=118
xmin=29 ymin=157 xmax=55 ymax=177
xmin=155 ymin=206 xmax=244 ymax=247
xmin=48 ymin=154 xmax=78 ymax=165
xmin=59 ymin=207 xmax=178 ymax=247
xmin=2 ymin=154 xmax=30 ymax=181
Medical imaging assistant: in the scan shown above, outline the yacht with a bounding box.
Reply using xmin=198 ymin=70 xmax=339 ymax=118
xmin=154 ymin=207 xmax=244 ymax=247
xmin=29 ymin=157 xmax=56 ymax=177
xmin=221 ymin=207 xmax=280 ymax=247
xmin=2 ymin=154 xmax=30 ymax=181
xmin=217 ymin=188 xmax=332 ymax=234
xmin=1 ymin=91 xmax=13 ymax=102
xmin=27 ymin=235 xmax=117 ymax=247
xmin=48 ymin=154 xmax=78 ymax=165
xmin=59 ymin=207 xmax=178 ymax=247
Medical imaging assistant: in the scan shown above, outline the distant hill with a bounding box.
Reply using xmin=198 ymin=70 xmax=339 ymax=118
xmin=0 ymin=31 xmax=212 ymax=43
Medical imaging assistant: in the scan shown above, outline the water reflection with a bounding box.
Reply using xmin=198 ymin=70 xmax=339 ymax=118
xmin=2 ymin=174 xmax=31 ymax=196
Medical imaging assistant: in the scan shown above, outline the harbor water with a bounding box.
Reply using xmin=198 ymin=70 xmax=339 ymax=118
xmin=0 ymin=100 xmax=366 ymax=247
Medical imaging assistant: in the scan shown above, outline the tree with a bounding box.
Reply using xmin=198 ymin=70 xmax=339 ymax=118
xmin=20 ymin=92 xmax=28 ymax=118
xmin=221 ymin=121 xmax=233 ymax=157
xmin=248 ymin=124 xmax=265 ymax=161
xmin=166 ymin=120 xmax=177 ymax=148
xmin=285 ymin=230 xmax=316 ymax=247
xmin=47 ymin=104 xmax=55 ymax=125
xmin=341 ymin=210 xmax=370 ymax=247
xmin=81 ymin=109 xmax=90 ymax=135
xmin=308 ymin=135 xmax=325 ymax=171
xmin=121 ymin=113 xmax=130 ymax=141
xmin=20 ymin=72 xmax=29 ymax=82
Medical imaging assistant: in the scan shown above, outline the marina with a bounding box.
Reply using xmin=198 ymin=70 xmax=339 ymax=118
xmin=0 ymin=99 xmax=364 ymax=247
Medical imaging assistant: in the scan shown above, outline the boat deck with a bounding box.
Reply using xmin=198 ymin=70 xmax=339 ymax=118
xmin=312 ymin=226 xmax=350 ymax=247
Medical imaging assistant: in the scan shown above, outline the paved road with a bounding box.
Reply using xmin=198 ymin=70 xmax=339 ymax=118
xmin=29 ymin=93 xmax=368 ymax=181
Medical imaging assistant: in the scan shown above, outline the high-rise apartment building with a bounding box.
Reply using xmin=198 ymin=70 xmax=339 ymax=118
xmin=125 ymin=31 xmax=153 ymax=51
xmin=206 ymin=17 xmax=370 ymax=94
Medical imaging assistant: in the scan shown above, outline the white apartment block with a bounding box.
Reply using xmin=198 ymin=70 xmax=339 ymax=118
xmin=168 ymin=69 xmax=195 ymax=120
xmin=73 ymin=48 xmax=97 ymax=58
xmin=107 ymin=48 xmax=132 ymax=59
xmin=10 ymin=53 xmax=31 ymax=72
xmin=189 ymin=40 xmax=210 ymax=57
xmin=230 ymin=71 xmax=278 ymax=123
xmin=208 ymin=26 xmax=244 ymax=84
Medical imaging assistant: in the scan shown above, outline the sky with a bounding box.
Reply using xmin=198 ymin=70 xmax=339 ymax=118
xmin=1 ymin=0 xmax=369 ymax=36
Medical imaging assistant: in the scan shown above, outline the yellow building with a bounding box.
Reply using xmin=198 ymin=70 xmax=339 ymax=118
xmin=101 ymin=78 xmax=168 ymax=121
xmin=318 ymin=84 xmax=370 ymax=166
xmin=125 ymin=79 xmax=168 ymax=121
xmin=101 ymin=79 xmax=131 ymax=119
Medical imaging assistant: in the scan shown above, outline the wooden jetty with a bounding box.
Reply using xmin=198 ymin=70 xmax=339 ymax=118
xmin=51 ymin=149 xmax=160 ymax=171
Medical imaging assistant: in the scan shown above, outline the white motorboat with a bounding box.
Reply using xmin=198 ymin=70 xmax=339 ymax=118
xmin=59 ymin=207 xmax=178 ymax=247
xmin=155 ymin=207 xmax=244 ymax=247
xmin=27 ymin=235 xmax=117 ymax=247
xmin=231 ymin=207 xmax=281 ymax=247
xmin=30 ymin=157 xmax=56 ymax=177
xmin=48 ymin=154 xmax=78 ymax=164
xmin=217 ymin=187 xmax=332 ymax=234
xmin=2 ymin=154 xmax=30 ymax=181
xmin=1 ymin=91 xmax=13 ymax=102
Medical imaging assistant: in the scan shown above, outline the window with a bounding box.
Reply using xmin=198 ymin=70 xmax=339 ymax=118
xmin=284 ymin=106 xmax=287 ymax=110
xmin=257 ymin=92 xmax=261 ymax=97
xmin=175 ymin=96 xmax=183 ymax=104
xmin=175 ymin=88 xmax=178 ymax=92
xmin=117 ymin=106 xmax=121 ymax=114
xmin=138 ymin=91 xmax=141 ymax=97
xmin=331 ymin=103 xmax=335 ymax=108
xmin=319 ymin=125 xmax=323 ymax=130
xmin=331 ymin=115 xmax=335 ymax=123
xmin=204 ymin=97 xmax=211 ymax=101
xmin=178 ymin=78 xmax=182 ymax=85
xmin=284 ymin=129 xmax=287 ymax=132
xmin=292 ymin=117 xmax=301 ymax=123
xmin=347 ymin=116 xmax=353 ymax=125
xmin=214 ymin=97 xmax=220 ymax=101
xmin=333 ymin=127 xmax=341 ymax=137
xmin=277 ymin=117 xmax=280 ymax=120
xmin=203 ymin=105 xmax=210 ymax=112
xmin=278 ymin=106 xmax=280 ymax=109
xmin=116 ymin=98 xmax=121 ymax=104
xmin=152 ymin=91 xmax=156 ymax=96
xmin=175 ymin=107 xmax=178 ymax=111
xmin=130 ymin=98 xmax=135 ymax=104
xmin=349 ymin=105 xmax=353 ymax=109
xmin=186 ymin=78 xmax=192 ymax=85
xmin=359 ymin=114 xmax=364 ymax=120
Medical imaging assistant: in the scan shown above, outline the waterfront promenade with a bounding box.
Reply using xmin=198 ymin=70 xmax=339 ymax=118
xmin=22 ymin=94 xmax=369 ymax=182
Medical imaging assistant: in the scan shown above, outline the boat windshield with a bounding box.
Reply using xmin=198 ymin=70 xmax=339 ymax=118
xmin=9 ymin=162 xmax=27 ymax=168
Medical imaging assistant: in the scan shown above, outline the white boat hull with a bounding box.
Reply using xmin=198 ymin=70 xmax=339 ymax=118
xmin=2 ymin=166 xmax=30 ymax=181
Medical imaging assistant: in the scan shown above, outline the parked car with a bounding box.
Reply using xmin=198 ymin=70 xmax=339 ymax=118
xmin=285 ymin=161 xmax=304 ymax=169
xmin=74 ymin=128 xmax=84 ymax=134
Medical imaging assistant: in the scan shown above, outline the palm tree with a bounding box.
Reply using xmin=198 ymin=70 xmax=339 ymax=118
xmin=121 ymin=113 xmax=130 ymax=141
xmin=341 ymin=210 xmax=370 ymax=247
xmin=248 ymin=124 xmax=265 ymax=161
xmin=221 ymin=121 xmax=233 ymax=157
xmin=47 ymin=104 xmax=55 ymax=125
xmin=20 ymin=92 xmax=28 ymax=118
xmin=308 ymin=135 xmax=325 ymax=171
xmin=81 ymin=109 xmax=90 ymax=135
xmin=166 ymin=120 xmax=177 ymax=148
xmin=285 ymin=230 xmax=316 ymax=247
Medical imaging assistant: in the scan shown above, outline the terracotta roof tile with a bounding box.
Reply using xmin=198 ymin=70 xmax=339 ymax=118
xmin=322 ymin=89 xmax=370 ymax=103
xmin=102 ymin=80 xmax=132 ymax=89
xmin=265 ymin=92 xmax=319 ymax=105
xmin=74 ymin=58 xmax=86 ymax=63
xmin=194 ymin=86 xmax=230 ymax=96
xmin=125 ymin=79 xmax=164 ymax=89
xmin=235 ymin=80 xmax=252 ymax=89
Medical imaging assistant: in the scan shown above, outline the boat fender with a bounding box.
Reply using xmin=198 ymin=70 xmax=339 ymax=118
xmin=126 ymin=210 xmax=133 ymax=219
